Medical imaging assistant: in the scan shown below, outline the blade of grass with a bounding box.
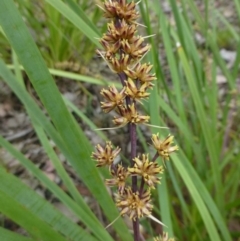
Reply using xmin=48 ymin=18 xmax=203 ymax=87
xmin=12 ymin=50 xmax=24 ymax=88
xmin=0 ymin=133 xmax=113 ymax=241
xmin=45 ymin=0 xmax=101 ymax=46
xmin=0 ymin=1 xmax=132 ymax=239
xmin=182 ymin=0 xmax=236 ymax=90
xmin=139 ymin=1 xmax=173 ymax=234
xmin=63 ymin=97 xmax=107 ymax=141
xmin=45 ymin=3 xmax=62 ymax=62
xmin=153 ymin=0 xmax=186 ymax=120
xmin=171 ymin=153 xmax=222 ymax=241
xmin=33 ymin=119 xmax=100 ymax=222
xmin=176 ymin=42 xmax=223 ymax=210
xmin=0 ymin=227 xmax=35 ymax=241
xmin=167 ymin=163 xmax=202 ymax=240
xmin=182 ymin=0 xmax=205 ymax=30
xmin=0 ymin=166 xmax=97 ymax=241
xmin=174 ymin=151 xmax=232 ymax=241
xmin=0 ymin=191 xmax=68 ymax=241
xmin=214 ymin=10 xmax=240 ymax=42
xmin=157 ymin=95 xmax=204 ymax=167
xmin=11 ymin=54 xmax=97 ymax=217
xmin=232 ymin=42 xmax=240 ymax=81
xmin=233 ymin=0 xmax=240 ymax=23
xmin=149 ymin=83 xmax=173 ymax=235
xmin=168 ymin=0 xmax=189 ymax=51
xmin=11 ymin=52 xmax=106 ymax=225
xmin=7 ymin=65 xmax=122 ymax=87
xmin=139 ymin=0 xmax=170 ymax=101
xmin=63 ymin=0 xmax=100 ymax=35
xmin=0 ymin=61 xmax=113 ymax=241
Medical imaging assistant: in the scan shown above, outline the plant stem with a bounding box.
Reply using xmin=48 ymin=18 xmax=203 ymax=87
xmin=117 ymin=3 xmax=140 ymax=236
xmin=139 ymin=177 xmax=145 ymax=197
xmin=152 ymin=152 xmax=159 ymax=162
xmin=130 ymin=122 xmax=140 ymax=241
xmin=130 ymin=122 xmax=137 ymax=191
xmin=133 ymin=219 xmax=140 ymax=241
xmin=119 ymin=71 xmax=140 ymax=240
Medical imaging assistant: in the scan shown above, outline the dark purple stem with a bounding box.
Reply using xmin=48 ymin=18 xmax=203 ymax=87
xmin=114 ymin=2 xmax=140 ymax=237
xmin=118 ymin=72 xmax=140 ymax=241
xmin=130 ymin=122 xmax=140 ymax=241
xmin=152 ymin=151 xmax=159 ymax=162
xmin=130 ymin=122 xmax=137 ymax=191
xmin=139 ymin=177 xmax=145 ymax=197
xmin=118 ymin=72 xmax=126 ymax=86
xmin=133 ymin=219 xmax=140 ymax=241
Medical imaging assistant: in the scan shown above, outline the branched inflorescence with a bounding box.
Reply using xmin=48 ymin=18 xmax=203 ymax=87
xmin=91 ymin=0 xmax=178 ymax=240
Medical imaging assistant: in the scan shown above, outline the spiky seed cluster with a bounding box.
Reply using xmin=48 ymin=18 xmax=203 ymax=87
xmin=100 ymin=86 xmax=126 ymax=113
xmin=151 ymin=134 xmax=178 ymax=162
xmin=105 ymin=164 xmax=129 ymax=194
xmin=102 ymin=0 xmax=139 ymax=22
xmin=115 ymin=188 xmax=153 ymax=220
xmin=91 ymin=141 xmax=121 ymax=167
xmin=153 ymin=232 xmax=175 ymax=241
xmin=113 ymin=103 xmax=150 ymax=126
xmin=128 ymin=154 xmax=164 ymax=189
xmin=98 ymin=0 xmax=154 ymax=127
xmin=92 ymin=0 xmax=178 ymax=223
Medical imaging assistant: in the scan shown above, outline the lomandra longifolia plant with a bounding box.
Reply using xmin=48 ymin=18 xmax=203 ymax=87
xmin=91 ymin=0 xmax=178 ymax=240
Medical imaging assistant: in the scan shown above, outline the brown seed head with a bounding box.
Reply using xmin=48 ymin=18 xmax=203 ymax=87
xmin=153 ymin=232 xmax=175 ymax=241
xmin=102 ymin=20 xmax=137 ymax=43
xmin=128 ymin=154 xmax=164 ymax=189
xmin=105 ymin=164 xmax=129 ymax=194
xmin=100 ymin=39 xmax=121 ymax=57
xmin=92 ymin=141 xmax=121 ymax=167
xmin=108 ymin=54 xmax=133 ymax=73
xmin=113 ymin=103 xmax=150 ymax=126
xmin=100 ymin=86 xmax=126 ymax=113
xmin=125 ymin=78 xmax=151 ymax=100
xmin=124 ymin=62 xmax=156 ymax=83
xmin=102 ymin=0 xmax=139 ymax=22
xmin=115 ymin=187 xmax=153 ymax=220
xmin=151 ymin=134 xmax=178 ymax=161
xmin=121 ymin=37 xmax=150 ymax=58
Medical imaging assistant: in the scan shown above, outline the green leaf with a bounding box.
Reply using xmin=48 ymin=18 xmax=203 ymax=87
xmin=0 ymin=227 xmax=35 ymax=241
xmin=0 ymin=183 xmax=68 ymax=241
xmin=172 ymin=152 xmax=230 ymax=241
xmin=0 ymin=191 xmax=67 ymax=241
xmin=0 ymin=133 xmax=112 ymax=241
xmin=0 ymin=166 xmax=96 ymax=241
xmin=0 ymin=1 xmax=131 ymax=239
xmin=176 ymin=44 xmax=223 ymax=209
xmin=63 ymin=0 xmax=100 ymax=35
xmin=45 ymin=0 xmax=101 ymax=46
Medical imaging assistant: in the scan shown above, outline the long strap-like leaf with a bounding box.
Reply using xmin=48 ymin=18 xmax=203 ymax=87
xmin=0 ymin=167 xmax=96 ymax=241
xmin=0 ymin=1 xmax=131 ymax=240
xmin=0 ymin=227 xmax=35 ymax=241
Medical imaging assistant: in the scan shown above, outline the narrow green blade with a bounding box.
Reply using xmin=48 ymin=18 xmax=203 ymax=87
xmin=0 ymin=1 xmax=132 ymax=239
xmin=0 ymin=227 xmax=35 ymax=241
xmin=0 ymin=167 xmax=96 ymax=241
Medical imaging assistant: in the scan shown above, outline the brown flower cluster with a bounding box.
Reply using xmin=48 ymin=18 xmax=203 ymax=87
xmin=98 ymin=0 xmax=154 ymax=127
xmin=92 ymin=0 xmax=178 ymax=225
xmin=153 ymin=232 xmax=176 ymax=241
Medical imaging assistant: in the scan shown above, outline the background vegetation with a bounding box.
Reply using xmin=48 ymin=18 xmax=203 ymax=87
xmin=0 ymin=0 xmax=239 ymax=240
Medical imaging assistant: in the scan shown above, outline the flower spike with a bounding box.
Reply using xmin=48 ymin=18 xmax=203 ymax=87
xmin=93 ymin=0 xmax=180 ymax=239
